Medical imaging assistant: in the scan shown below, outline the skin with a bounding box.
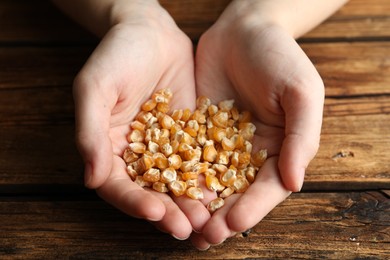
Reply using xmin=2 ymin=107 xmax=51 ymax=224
xmin=53 ymin=0 xmax=348 ymax=250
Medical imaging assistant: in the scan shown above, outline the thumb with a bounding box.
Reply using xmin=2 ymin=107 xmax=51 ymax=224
xmin=73 ymin=75 xmax=114 ymax=189
xmin=278 ymin=77 xmax=324 ymax=192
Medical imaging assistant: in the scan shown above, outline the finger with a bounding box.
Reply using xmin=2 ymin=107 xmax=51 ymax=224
xmin=226 ymin=156 xmax=291 ymax=232
xmin=190 ymin=232 xmax=211 ymax=251
xmin=201 ymin=193 xmax=241 ymax=245
xmin=279 ymin=75 xmax=324 ymax=192
xmin=149 ymin=191 xmax=193 ymax=240
xmin=73 ymin=73 xmax=115 ymax=189
xmin=97 ymin=156 xmax=166 ymax=221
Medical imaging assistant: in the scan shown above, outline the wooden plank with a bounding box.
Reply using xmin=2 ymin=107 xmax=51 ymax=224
xmin=0 ymin=47 xmax=91 ymax=90
xmin=301 ymin=42 xmax=390 ymax=97
xmin=0 ymin=0 xmax=389 ymax=43
xmin=0 ymin=125 xmax=83 ymax=186
xmin=0 ymin=0 xmax=96 ymax=44
xmin=0 ymin=192 xmax=388 ymax=259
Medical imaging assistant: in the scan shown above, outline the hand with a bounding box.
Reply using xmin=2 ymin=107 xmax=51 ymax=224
xmin=192 ymin=1 xmax=324 ymax=246
xmin=73 ymin=2 xmax=210 ymax=240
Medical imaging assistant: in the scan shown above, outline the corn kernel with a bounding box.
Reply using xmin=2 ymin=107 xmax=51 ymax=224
xmin=221 ymin=137 xmax=235 ymax=151
xmin=153 ymin=181 xmax=169 ymax=193
xmin=156 ymin=102 xmax=169 ymax=113
xmin=251 ymin=149 xmax=267 ymax=167
xmin=142 ymin=99 xmax=157 ymax=111
xmin=168 ymin=154 xmax=182 ymax=170
xmin=203 ymin=140 xmax=217 ymax=162
xmin=130 ymin=120 xmax=146 ymax=131
xmin=153 ymin=152 xmax=169 ymax=169
xmin=126 ymin=165 xmax=138 ymax=180
xmin=206 ymin=175 xmax=224 ymax=192
xmin=233 ymin=175 xmax=250 ymax=193
xmin=160 ymin=167 xmax=177 ymax=183
xmin=129 ymin=142 xmax=146 ymax=154
xmin=186 ymin=187 xmax=204 ymax=200
xmin=143 ymin=168 xmax=161 ymax=182
xmin=135 ymin=176 xmax=152 ymax=188
xmin=218 ymin=99 xmax=234 ymax=111
xmin=168 ymin=180 xmax=187 ymax=196
xmin=123 ymin=148 xmax=139 ymax=164
xmin=220 ymin=168 xmax=237 ymax=187
xmin=181 ymin=172 xmax=198 ymax=181
xmin=219 ymin=187 xmax=234 ymax=198
xmin=207 ymin=197 xmax=225 ymax=213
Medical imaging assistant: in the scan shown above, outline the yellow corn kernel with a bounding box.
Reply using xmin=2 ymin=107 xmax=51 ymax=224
xmin=239 ymin=110 xmax=252 ymax=123
xmin=160 ymin=167 xmax=177 ymax=183
xmin=147 ymin=141 xmax=159 ymax=154
xmin=180 ymin=160 xmax=197 ymax=173
xmin=170 ymin=140 xmax=180 ymax=154
xmin=123 ymin=148 xmax=139 ymax=164
xmin=219 ymin=187 xmax=234 ymax=198
xmin=251 ymin=149 xmax=267 ymax=167
xmin=212 ymin=164 xmax=228 ymax=174
xmin=136 ymin=111 xmax=153 ymax=124
xmin=212 ymin=111 xmax=229 ymax=128
xmin=143 ymin=168 xmax=161 ymax=182
xmin=213 ymin=127 xmax=227 ymax=143
xmin=208 ymin=104 xmax=218 ymax=117
xmin=220 ymin=168 xmax=237 ymax=187
xmin=184 ymin=127 xmax=197 ymax=137
xmin=129 ymin=142 xmax=146 ymax=154
xmin=233 ymin=175 xmax=250 ymax=193
xmin=186 ymin=187 xmax=204 ymax=200
xmin=159 ymin=114 xmax=175 ymax=130
xmin=191 ymin=110 xmax=206 ymax=124
xmin=134 ymin=176 xmax=151 ymax=188
xmin=183 ymin=147 xmax=202 ymax=161
xmin=127 ymin=129 xmax=145 ymax=143
xmin=239 ymin=122 xmax=256 ymax=141
xmin=168 ymin=180 xmax=187 ymax=196
xmin=243 ymin=140 xmax=253 ymax=153
xmin=207 ymin=197 xmax=225 ymax=213
xmin=196 ymin=133 xmax=207 ymax=146
xmin=206 ymin=175 xmax=224 ymax=192
xmin=193 ymin=162 xmax=209 ymax=174
xmin=181 ymin=108 xmax=192 ymax=122
xmin=232 ymin=134 xmax=244 ymax=150
xmin=168 ymin=154 xmax=182 ymax=170
xmin=238 ymin=152 xmax=251 ymax=169
xmin=221 ymin=137 xmax=235 ymax=151
xmin=216 ymin=150 xmax=230 ymax=165
xmin=196 ymin=96 xmax=211 ymax=113
xmin=153 ymin=152 xmax=169 ymax=169
xmin=181 ymin=171 xmax=198 ymax=181
xmin=140 ymin=154 xmax=155 ymax=171
xmin=186 ymin=178 xmax=199 ymax=188
xmin=170 ymin=123 xmax=182 ymax=136
xmin=171 ymin=109 xmax=183 ymax=121
xmin=203 ymin=140 xmax=217 ymax=162
xmin=126 ymin=165 xmax=138 ymax=180
xmin=156 ymin=102 xmax=169 ymax=113
xmin=160 ymin=143 xmax=173 ymax=157
xmin=244 ymin=166 xmax=257 ymax=183
xmin=204 ymin=168 xmax=217 ymax=176
xmin=230 ymin=151 xmax=239 ymax=168
xmin=141 ymin=99 xmax=157 ymax=111
xmin=153 ymin=181 xmax=169 ymax=193
xmin=153 ymin=88 xmax=172 ymax=103
xmin=130 ymin=120 xmax=146 ymax=131
xmin=218 ymin=99 xmax=234 ymax=111
xmin=230 ymin=107 xmax=239 ymax=121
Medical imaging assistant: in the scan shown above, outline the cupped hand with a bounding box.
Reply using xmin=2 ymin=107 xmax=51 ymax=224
xmin=73 ymin=2 xmax=210 ymax=240
xmin=193 ymin=1 xmax=324 ymax=246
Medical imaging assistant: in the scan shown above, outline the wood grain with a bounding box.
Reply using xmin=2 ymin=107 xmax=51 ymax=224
xmin=0 ymin=0 xmax=389 ymax=43
xmin=0 ymin=192 xmax=388 ymax=259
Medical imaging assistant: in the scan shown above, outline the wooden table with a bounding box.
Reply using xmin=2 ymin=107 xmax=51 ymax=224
xmin=1 ymin=0 xmax=389 ymax=259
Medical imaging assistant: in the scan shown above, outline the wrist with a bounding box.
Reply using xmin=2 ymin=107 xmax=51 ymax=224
xmin=109 ymin=0 xmax=174 ymax=31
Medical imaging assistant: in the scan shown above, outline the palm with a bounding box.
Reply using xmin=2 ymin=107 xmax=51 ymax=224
xmin=75 ymin=19 xmax=211 ymax=239
xmin=194 ymin=23 xmax=323 ymax=244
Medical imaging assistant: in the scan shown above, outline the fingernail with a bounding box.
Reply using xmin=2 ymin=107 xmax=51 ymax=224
xmin=171 ymin=234 xmax=190 ymax=241
xmin=196 ymin=245 xmax=210 ymax=251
